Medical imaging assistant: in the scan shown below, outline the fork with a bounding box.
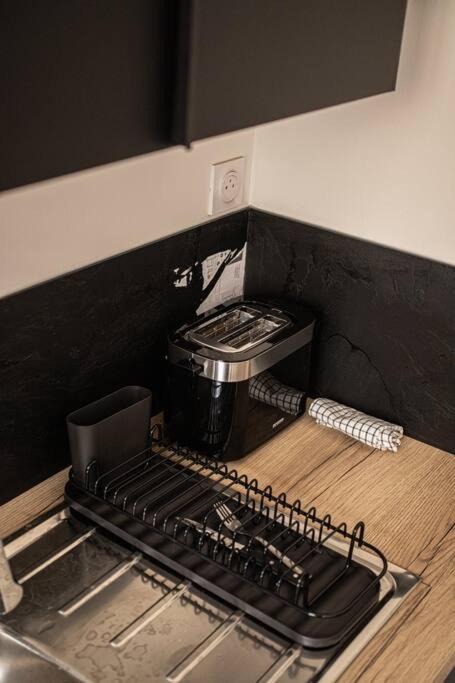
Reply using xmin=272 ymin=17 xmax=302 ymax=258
xmin=178 ymin=517 xmax=246 ymax=552
xmin=214 ymin=501 xmax=303 ymax=576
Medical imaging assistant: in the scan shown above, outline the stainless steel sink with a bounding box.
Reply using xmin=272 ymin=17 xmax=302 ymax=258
xmin=0 ymin=629 xmax=74 ymax=683
xmin=0 ymin=506 xmax=419 ymax=683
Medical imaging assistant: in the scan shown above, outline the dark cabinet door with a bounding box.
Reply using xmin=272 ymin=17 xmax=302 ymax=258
xmin=0 ymin=0 xmax=178 ymax=191
xmin=1 ymin=1 xmax=407 ymax=191
xmin=172 ymin=0 xmax=407 ymax=145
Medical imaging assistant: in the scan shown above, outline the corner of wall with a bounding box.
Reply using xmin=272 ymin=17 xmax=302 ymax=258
xmin=245 ymin=126 xmax=258 ymax=208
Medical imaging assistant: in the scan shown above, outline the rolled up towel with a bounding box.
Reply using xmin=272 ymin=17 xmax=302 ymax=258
xmin=309 ymin=398 xmax=403 ymax=452
xmin=249 ymin=371 xmax=305 ymax=416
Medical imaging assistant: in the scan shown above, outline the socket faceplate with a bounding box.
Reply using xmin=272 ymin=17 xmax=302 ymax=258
xmin=209 ymin=157 xmax=245 ymax=215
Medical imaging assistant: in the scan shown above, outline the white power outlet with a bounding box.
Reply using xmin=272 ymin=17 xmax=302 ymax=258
xmin=209 ymin=157 xmax=245 ymax=215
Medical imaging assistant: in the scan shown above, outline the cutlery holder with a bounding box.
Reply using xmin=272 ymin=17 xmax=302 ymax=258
xmin=67 ymin=386 xmax=152 ymax=485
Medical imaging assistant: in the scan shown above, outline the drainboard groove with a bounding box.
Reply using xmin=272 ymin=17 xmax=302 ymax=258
xmin=110 ymin=579 xmax=191 ymax=648
xmin=166 ymin=610 xmax=244 ymax=682
xmin=58 ymin=552 xmax=142 ymax=616
xmin=18 ymin=528 xmax=96 ymax=584
xmin=257 ymin=645 xmax=305 ymax=683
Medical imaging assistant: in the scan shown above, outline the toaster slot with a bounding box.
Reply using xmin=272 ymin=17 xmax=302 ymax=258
xmin=194 ymin=306 xmax=257 ymax=341
xmin=219 ymin=315 xmax=288 ymax=350
xmin=186 ymin=305 xmax=290 ymax=353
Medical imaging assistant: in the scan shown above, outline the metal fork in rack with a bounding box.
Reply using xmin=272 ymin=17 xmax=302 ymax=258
xmin=214 ymin=501 xmax=304 ymax=576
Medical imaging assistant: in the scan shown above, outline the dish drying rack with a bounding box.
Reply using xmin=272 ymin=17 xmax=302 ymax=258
xmin=66 ymin=426 xmax=389 ymax=648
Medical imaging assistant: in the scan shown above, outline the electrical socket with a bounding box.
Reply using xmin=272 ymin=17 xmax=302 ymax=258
xmin=208 ymin=157 xmax=245 ymax=215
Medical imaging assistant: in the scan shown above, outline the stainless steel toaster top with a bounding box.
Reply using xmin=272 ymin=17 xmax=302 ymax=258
xmin=185 ymin=304 xmax=291 ymax=354
xmin=168 ymin=299 xmax=315 ymax=383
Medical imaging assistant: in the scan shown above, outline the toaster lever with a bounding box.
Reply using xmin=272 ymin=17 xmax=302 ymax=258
xmin=177 ymin=358 xmax=204 ymax=376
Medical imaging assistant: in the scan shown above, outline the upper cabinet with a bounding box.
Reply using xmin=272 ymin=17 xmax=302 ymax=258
xmin=172 ymin=0 xmax=408 ymax=144
xmin=0 ymin=0 xmax=407 ymax=191
xmin=0 ymin=0 xmax=179 ymax=191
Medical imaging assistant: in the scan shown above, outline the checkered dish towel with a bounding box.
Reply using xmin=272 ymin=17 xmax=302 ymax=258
xmin=309 ymin=398 xmax=403 ymax=452
xmin=249 ymin=371 xmax=305 ymax=416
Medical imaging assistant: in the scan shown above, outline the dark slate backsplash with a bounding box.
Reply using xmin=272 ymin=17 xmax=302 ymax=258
xmin=245 ymin=209 xmax=455 ymax=454
xmin=0 ymin=210 xmax=247 ymax=504
xmin=2 ymin=205 xmax=453 ymax=506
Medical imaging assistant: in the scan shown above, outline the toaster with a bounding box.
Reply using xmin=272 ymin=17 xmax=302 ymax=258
xmin=165 ymin=298 xmax=315 ymax=461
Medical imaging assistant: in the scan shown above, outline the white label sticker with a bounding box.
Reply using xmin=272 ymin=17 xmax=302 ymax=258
xmin=196 ymin=244 xmax=246 ymax=315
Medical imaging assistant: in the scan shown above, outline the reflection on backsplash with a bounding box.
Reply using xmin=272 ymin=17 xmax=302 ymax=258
xmin=196 ymin=245 xmax=246 ymax=315
xmin=172 ymin=243 xmax=246 ymax=316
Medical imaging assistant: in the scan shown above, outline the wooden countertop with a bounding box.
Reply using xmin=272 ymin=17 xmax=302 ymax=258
xmin=229 ymin=413 xmax=455 ymax=683
xmin=1 ymin=413 xmax=454 ymax=682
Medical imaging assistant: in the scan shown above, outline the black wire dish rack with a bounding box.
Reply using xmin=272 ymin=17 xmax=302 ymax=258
xmin=65 ymin=426 xmax=390 ymax=649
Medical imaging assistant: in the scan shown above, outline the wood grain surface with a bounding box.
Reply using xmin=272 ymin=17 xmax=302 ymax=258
xmin=0 ymin=466 xmax=69 ymax=539
xmin=233 ymin=414 xmax=455 ymax=682
xmin=360 ymin=526 xmax=455 ymax=683
xmin=0 ymin=411 xmax=453 ymax=681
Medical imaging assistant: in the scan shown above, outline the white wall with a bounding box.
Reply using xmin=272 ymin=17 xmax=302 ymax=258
xmin=251 ymin=0 xmax=455 ymax=266
xmin=2 ymin=0 xmax=454 ymax=302
xmin=0 ymin=130 xmax=254 ymax=298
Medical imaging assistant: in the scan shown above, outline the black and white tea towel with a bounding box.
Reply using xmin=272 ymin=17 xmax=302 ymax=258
xmin=249 ymin=371 xmax=305 ymax=416
xmin=309 ymin=398 xmax=403 ymax=452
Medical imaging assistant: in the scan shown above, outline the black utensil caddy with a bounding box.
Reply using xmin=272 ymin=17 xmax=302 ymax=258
xmin=67 ymin=386 xmax=152 ymax=484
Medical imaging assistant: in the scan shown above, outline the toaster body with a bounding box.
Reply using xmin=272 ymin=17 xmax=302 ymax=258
xmin=165 ymin=298 xmax=315 ymax=461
